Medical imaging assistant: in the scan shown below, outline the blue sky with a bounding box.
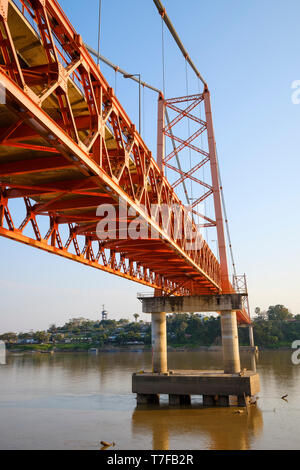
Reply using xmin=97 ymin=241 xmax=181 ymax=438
xmin=1 ymin=0 xmax=300 ymax=332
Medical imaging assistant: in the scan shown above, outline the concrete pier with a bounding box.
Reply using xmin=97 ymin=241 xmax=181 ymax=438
xmin=144 ymin=294 xmax=243 ymax=375
xmin=221 ymin=311 xmax=241 ymax=374
xmin=151 ymin=312 xmax=168 ymax=373
xmin=133 ymin=370 xmax=260 ymax=407
xmin=134 ymin=294 xmax=259 ymax=407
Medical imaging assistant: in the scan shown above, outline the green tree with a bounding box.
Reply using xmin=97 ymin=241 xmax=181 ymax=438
xmin=0 ymin=332 xmax=18 ymax=343
xmin=267 ymin=305 xmax=293 ymax=322
xmin=18 ymin=332 xmax=33 ymax=340
xmin=180 ymin=322 xmax=188 ymax=332
xmin=55 ymin=334 xmax=64 ymax=343
xmin=33 ymin=331 xmax=51 ymax=344
xmin=48 ymin=324 xmax=57 ymax=333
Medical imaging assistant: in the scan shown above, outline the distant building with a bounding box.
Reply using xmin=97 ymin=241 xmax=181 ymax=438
xmin=17 ymin=339 xmax=38 ymax=345
xmin=125 ymin=341 xmax=144 ymax=345
xmin=108 ymin=336 xmax=117 ymax=342
xmin=70 ymin=318 xmax=87 ymax=327
xmin=195 ymin=314 xmax=206 ymax=322
xmin=89 ymin=348 xmax=98 ymax=355
xmin=101 ymin=305 xmax=108 ymax=321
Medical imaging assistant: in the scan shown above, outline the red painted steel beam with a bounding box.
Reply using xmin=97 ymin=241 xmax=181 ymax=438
xmin=0 ymin=0 xmax=226 ymax=301
xmin=4 ymin=178 xmax=109 ymax=198
xmin=34 ymin=196 xmax=113 ymax=212
xmin=0 ymin=226 xmax=167 ymax=291
xmin=0 ymin=156 xmax=73 ymax=176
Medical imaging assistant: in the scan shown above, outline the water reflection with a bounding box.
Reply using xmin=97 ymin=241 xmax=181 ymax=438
xmin=132 ymin=404 xmax=263 ymax=450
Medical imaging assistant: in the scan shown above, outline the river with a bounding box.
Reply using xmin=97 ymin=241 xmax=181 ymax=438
xmin=0 ymin=350 xmax=299 ymax=450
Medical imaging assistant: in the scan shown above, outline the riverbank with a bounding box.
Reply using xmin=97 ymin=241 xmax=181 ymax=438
xmin=6 ymin=344 xmax=291 ymax=355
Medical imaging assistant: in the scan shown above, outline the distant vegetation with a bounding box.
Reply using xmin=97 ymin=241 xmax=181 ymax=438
xmin=167 ymin=305 xmax=300 ymax=349
xmin=244 ymin=305 xmax=300 ymax=348
xmin=0 ymin=316 xmax=151 ymax=352
xmin=1 ymin=305 xmax=299 ymax=351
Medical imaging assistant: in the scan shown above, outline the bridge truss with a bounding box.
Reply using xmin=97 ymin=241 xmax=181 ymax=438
xmin=0 ymin=0 xmax=250 ymax=323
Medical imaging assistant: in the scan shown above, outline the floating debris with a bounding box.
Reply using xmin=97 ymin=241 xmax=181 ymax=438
xmin=100 ymin=441 xmax=115 ymax=450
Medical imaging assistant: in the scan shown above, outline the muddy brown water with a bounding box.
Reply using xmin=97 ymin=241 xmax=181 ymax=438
xmin=0 ymin=350 xmax=299 ymax=450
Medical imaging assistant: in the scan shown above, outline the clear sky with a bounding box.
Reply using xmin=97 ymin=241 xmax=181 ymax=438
xmin=1 ymin=0 xmax=300 ymax=333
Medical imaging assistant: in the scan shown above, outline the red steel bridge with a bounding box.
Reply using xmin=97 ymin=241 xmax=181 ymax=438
xmin=0 ymin=0 xmax=250 ymax=323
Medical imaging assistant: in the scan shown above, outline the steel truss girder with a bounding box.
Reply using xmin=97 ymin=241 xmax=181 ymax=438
xmin=0 ymin=0 xmax=223 ymax=298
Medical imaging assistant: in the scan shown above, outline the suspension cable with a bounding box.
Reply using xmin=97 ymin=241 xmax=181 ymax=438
xmin=90 ymin=3 xmax=237 ymax=282
xmin=114 ymin=67 xmax=117 ymax=93
xmin=97 ymin=0 xmax=102 ymax=67
xmin=185 ymin=60 xmax=193 ymax=205
xmin=143 ymin=84 xmax=145 ymax=140
xmin=198 ymin=78 xmax=208 ymax=242
xmin=161 ymin=17 xmax=166 ymax=97
xmin=153 ymin=0 xmax=207 ymax=89
xmin=86 ymin=44 xmax=162 ymax=94
xmin=216 ymin=147 xmax=237 ymax=278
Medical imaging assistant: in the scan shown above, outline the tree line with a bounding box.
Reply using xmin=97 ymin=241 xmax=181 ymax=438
xmin=1 ymin=304 xmax=299 ymax=349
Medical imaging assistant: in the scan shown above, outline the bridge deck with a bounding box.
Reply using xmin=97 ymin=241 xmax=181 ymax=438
xmin=0 ymin=0 xmax=249 ymax=322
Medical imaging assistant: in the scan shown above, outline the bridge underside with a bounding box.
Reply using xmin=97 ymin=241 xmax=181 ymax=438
xmin=0 ymin=0 xmax=249 ymax=323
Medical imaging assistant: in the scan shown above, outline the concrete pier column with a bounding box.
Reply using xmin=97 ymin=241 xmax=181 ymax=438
xmin=247 ymin=325 xmax=257 ymax=372
xmin=169 ymin=394 xmax=191 ymax=406
xmin=221 ymin=310 xmax=241 ymax=374
xmin=238 ymin=395 xmax=251 ymax=407
xmin=249 ymin=325 xmax=254 ymax=347
xmin=203 ymin=395 xmax=216 ymax=407
xmin=151 ymin=312 xmax=168 ymax=373
xmin=137 ymin=394 xmax=159 ymax=405
xmin=218 ymin=395 xmax=230 ymax=407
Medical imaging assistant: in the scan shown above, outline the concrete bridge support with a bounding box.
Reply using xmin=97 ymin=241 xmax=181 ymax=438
xmin=249 ymin=324 xmax=255 ymax=347
xmin=203 ymin=395 xmax=217 ymax=406
xmin=221 ymin=311 xmax=241 ymax=374
xmin=169 ymin=394 xmax=191 ymax=406
xmin=134 ymin=294 xmax=259 ymax=407
xmin=151 ymin=312 xmax=168 ymax=374
xmin=248 ymin=325 xmax=257 ymax=372
xmin=137 ymin=393 xmax=159 ymax=405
